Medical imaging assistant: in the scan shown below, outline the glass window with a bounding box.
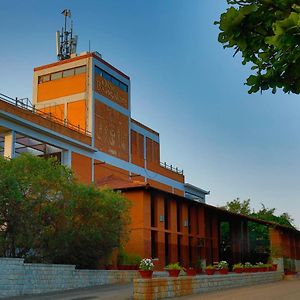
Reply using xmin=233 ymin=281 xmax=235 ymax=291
xmin=63 ymin=69 xmax=74 ymax=78
xmin=51 ymin=72 xmax=62 ymax=81
xmin=120 ymin=82 xmax=128 ymax=92
xmin=38 ymin=74 xmax=50 ymax=83
xmin=103 ymin=71 xmax=111 ymax=81
xmin=75 ymin=66 xmax=86 ymax=75
xmin=111 ymin=77 xmax=119 ymax=87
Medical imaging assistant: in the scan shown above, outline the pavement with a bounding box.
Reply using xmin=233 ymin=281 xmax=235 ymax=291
xmin=3 ymin=278 xmax=300 ymax=300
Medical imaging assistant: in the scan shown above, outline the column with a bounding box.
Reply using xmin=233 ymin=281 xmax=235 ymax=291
xmin=4 ymin=130 xmax=16 ymax=159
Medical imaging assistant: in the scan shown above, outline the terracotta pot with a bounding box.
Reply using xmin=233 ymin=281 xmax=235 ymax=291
xmin=272 ymin=264 xmax=278 ymax=271
xmin=186 ymin=269 xmax=197 ymax=276
xmin=219 ymin=268 xmax=228 ymax=275
xmin=195 ymin=267 xmax=202 ymax=274
xmin=168 ymin=270 xmax=181 ymax=277
xmin=205 ymin=269 xmax=215 ymax=275
xmin=234 ymin=268 xmax=243 ymax=274
xmin=139 ymin=270 xmax=153 ymax=279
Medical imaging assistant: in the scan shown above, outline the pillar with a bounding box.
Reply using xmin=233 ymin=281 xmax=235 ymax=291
xmin=4 ymin=130 xmax=15 ymax=159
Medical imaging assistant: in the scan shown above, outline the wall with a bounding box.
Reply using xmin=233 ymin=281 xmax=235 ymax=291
xmin=133 ymin=272 xmax=283 ymax=300
xmin=0 ymin=258 xmax=138 ymax=298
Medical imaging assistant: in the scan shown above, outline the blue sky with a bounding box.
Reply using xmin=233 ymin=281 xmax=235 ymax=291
xmin=1 ymin=1 xmax=300 ymax=227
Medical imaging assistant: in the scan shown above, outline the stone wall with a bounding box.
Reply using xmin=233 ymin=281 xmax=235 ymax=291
xmin=0 ymin=258 xmax=138 ymax=298
xmin=133 ymin=272 xmax=283 ymax=300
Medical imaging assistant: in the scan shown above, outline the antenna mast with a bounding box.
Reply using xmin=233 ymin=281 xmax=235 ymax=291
xmin=56 ymin=9 xmax=78 ymax=61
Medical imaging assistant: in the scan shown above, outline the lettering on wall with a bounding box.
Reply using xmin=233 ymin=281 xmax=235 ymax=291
xmin=94 ymin=75 xmax=128 ymax=109
xmin=94 ymin=101 xmax=129 ymax=161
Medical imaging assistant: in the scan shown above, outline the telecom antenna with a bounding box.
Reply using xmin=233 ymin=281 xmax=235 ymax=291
xmin=56 ymin=9 xmax=78 ymax=60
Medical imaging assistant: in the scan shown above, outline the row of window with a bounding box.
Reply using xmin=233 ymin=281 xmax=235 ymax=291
xmin=38 ymin=66 xmax=87 ymax=84
xmin=95 ymin=66 xmax=128 ymax=92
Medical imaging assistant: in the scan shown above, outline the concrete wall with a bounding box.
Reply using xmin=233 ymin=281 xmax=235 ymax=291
xmin=133 ymin=272 xmax=283 ymax=300
xmin=0 ymin=258 xmax=138 ymax=298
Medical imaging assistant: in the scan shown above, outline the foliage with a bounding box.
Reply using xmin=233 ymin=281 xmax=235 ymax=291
xmin=117 ymin=250 xmax=141 ymax=266
xmin=165 ymin=262 xmax=182 ymax=270
xmin=205 ymin=264 xmax=215 ymax=270
xmin=222 ymin=198 xmax=295 ymax=228
xmin=233 ymin=263 xmax=244 ymax=270
xmin=216 ymin=0 xmax=300 ymax=94
xmin=217 ymin=260 xmax=229 ymax=269
xmin=0 ymin=154 xmax=131 ymax=269
xmin=139 ymin=258 xmax=154 ymax=271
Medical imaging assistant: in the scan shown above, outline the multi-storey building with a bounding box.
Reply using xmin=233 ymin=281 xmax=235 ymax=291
xmin=0 ymin=51 xmax=299 ymax=270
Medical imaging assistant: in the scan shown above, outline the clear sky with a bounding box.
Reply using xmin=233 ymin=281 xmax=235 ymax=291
xmin=1 ymin=1 xmax=300 ymax=228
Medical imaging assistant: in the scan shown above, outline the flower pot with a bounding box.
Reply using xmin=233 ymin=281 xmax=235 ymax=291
xmin=234 ymin=268 xmax=243 ymax=274
xmin=272 ymin=264 xmax=278 ymax=271
xmin=205 ymin=269 xmax=215 ymax=275
xmin=139 ymin=270 xmax=153 ymax=279
xmin=195 ymin=267 xmax=202 ymax=274
xmin=168 ymin=270 xmax=181 ymax=277
xmin=186 ymin=269 xmax=197 ymax=276
xmin=219 ymin=268 xmax=228 ymax=275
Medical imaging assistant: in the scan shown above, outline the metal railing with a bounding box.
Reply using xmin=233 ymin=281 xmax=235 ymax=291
xmin=0 ymin=93 xmax=91 ymax=136
xmin=160 ymin=161 xmax=184 ymax=175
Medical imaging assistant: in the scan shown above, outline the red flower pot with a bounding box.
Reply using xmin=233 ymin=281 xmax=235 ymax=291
xmin=219 ymin=268 xmax=228 ymax=275
xmin=139 ymin=270 xmax=153 ymax=279
xmin=272 ymin=264 xmax=278 ymax=271
xmin=195 ymin=268 xmax=202 ymax=274
xmin=205 ymin=269 xmax=215 ymax=275
xmin=234 ymin=268 xmax=243 ymax=274
xmin=186 ymin=269 xmax=197 ymax=276
xmin=168 ymin=270 xmax=181 ymax=277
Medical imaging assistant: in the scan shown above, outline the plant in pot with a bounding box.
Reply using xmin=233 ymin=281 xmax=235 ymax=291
xmin=244 ymin=262 xmax=252 ymax=273
xmin=233 ymin=263 xmax=244 ymax=274
xmin=218 ymin=261 xmax=229 ymax=274
xmin=205 ymin=265 xmax=215 ymax=275
xmin=184 ymin=266 xmax=197 ymax=276
xmin=139 ymin=258 xmax=154 ymax=279
xmin=165 ymin=262 xmax=182 ymax=277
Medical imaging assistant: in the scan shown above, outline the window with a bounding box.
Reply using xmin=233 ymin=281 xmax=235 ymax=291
xmin=38 ymin=65 xmax=86 ymax=84
xmin=164 ymin=198 xmax=170 ymax=230
xmin=177 ymin=235 xmax=182 ymax=264
xmin=177 ymin=202 xmax=181 ymax=232
xmin=95 ymin=66 xmax=128 ymax=92
xmin=165 ymin=233 xmax=170 ymax=265
xmin=63 ymin=69 xmax=75 ymax=78
xmin=51 ymin=72 xmax=62 ymax=81
xmin=75 ymin=65 xmax=86 ymax=75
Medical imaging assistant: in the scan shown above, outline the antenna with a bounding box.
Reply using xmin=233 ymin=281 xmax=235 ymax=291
xmin=56 ymin=9 xmax=78 ymax=60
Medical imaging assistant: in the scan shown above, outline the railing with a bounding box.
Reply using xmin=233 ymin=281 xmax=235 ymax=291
xmin=0 ymin=93 xmax=91 ymax=136
xmin=160 ymin=161 xmax=184 ymax=175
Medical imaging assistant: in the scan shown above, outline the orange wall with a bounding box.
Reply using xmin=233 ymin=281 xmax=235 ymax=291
xmin=131 ymin=130 xmax=144 ymax=167
xmin=146 ymin=137 xmax=160 ymax=164
xmin=67 ymin=100 xmax=86 ymax=131
xmin=94 ymin=160 xmax=129 ymax=182
xmin=94 ymin=74 xmax=128 ymax=109
xmin=94 ymin=100 xmax=129 ymax=161
xmin=37 ymin=73 xmax=86 ymax=102
xmin=71 ymin=152 xmax=92 ymax=185
xmin=39 ymin=104 xmax=64 ymax=123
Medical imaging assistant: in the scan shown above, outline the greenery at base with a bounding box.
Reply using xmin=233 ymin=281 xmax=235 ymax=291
xmin=0 ymin=154 xmax=130 ymax=269
xmin=216 ymin=0 xmax=300 ymax=94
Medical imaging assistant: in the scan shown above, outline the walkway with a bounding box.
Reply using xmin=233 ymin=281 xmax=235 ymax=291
xmin=4 ymin=278 xmax=300 ymax=300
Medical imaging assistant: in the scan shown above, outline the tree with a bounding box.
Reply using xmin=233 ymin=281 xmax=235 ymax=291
xmin=0 ymin=154 xmax=130 ymax=269
xmin=216 ymin=0 xmax=300 ymax=94
xmin=223 ymin=197 xmax=251 ymax=215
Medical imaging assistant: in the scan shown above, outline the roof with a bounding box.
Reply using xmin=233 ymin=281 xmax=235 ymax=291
xmin=98 ymin=177 xmax=299 ymax=234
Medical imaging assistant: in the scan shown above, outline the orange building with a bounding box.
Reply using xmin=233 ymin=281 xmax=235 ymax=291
xmin=1 ymin=51 xmax=300 ymax=271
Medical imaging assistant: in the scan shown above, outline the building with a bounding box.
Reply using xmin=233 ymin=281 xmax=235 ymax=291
xmin=0 ymin=16 xmax=299 ymax=270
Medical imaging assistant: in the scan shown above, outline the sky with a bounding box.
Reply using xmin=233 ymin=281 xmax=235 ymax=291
xmin=1 ymin=1 xmax=300 ymax=228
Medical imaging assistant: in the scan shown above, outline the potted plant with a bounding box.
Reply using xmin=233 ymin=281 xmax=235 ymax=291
xmin=218 ymin=261 xmax=229 ymax=274
xmin=205 ymin=265 xmax=215 ymax=275
xmin=139 ymin=258 xmax=154 ymax=279
xmin=233 ymin=263 xmax=243 ymax=274
xmin=185 ymin=266 xmax=197 ymax=276
xmin=165 ymin=262 xmax=182 ymax=277
xmin=244 ymin=262 xmax=252 ymax=273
